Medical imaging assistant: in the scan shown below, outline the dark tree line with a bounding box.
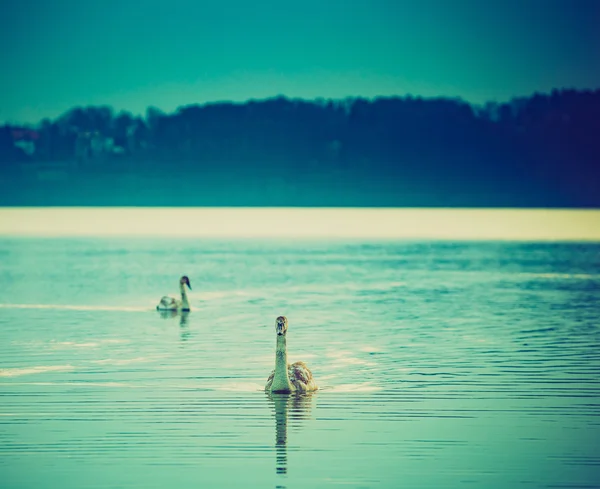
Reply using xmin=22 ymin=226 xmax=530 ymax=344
xmin=1 ymin=89 xmax=599 ymax=206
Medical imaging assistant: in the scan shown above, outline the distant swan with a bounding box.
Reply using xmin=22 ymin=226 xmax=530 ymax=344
xmin=265 ymin=316 xmax=318 ymax=393
xmin=156 ymin=276 xmax=192 ymax=312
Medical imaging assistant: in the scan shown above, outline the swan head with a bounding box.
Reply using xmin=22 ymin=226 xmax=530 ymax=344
xmin=276 ymin=316 xmax=288 ymax=336
xmin=180 ymin=276 xmax=192 ymax=290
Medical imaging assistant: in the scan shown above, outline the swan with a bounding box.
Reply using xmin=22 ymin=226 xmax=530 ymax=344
xmin=156 ymin=276 xmax=192 ymax=312
xmin=265 ymin=316 xmax=318 ymax=393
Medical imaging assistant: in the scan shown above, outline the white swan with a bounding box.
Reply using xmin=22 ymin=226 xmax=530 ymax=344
xmin=156 ymin=276 xmax=192 ymax=312
xmin=265 ymin=316 xmax=318 ymax=393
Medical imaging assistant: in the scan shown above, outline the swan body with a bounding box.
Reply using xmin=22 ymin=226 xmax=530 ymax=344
xmin=156 ymin=276 xmax=192 ymax=312
xmin=265 ymin=316 xmax=317 ymax=393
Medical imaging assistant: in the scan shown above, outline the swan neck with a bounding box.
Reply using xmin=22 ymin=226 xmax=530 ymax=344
xmin=179 ymin=282 xmax=189 ymax=309
xmin=272 ymin=335 xmax=292 ymax=392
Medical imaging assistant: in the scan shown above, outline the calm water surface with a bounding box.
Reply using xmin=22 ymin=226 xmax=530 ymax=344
xmin=1 ymin=238 xmax=599 ymax=488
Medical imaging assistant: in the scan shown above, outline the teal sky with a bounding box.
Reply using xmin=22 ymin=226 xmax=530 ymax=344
xmin=1 ymin=0 xmax=598 ymax=123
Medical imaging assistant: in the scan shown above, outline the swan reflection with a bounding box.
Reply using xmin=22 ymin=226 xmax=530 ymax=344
xmin=267 ymin=392 xmax=315 ymax=481
xmin=157 ymin=309 xmax=190 ymax=340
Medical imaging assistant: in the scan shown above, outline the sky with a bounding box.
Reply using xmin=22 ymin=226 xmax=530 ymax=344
xmin=1 ymin=0 xmax=599 ymax=124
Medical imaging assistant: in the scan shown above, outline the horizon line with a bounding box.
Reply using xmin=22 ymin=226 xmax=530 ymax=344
xmin=1 ymin=207 xmax=599 ymax=241
xmin=3 ymin=86 xmax=600 ymax=127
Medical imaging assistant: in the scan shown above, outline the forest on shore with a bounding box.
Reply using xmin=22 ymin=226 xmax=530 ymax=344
xmin=1 ymin=89 xmax=598 ymax=207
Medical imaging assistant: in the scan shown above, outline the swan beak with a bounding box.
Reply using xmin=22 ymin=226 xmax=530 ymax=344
xmin=276 ymin=323 xmax=284 ymax=336
xmin=187 ymin=282 xmax=192 ymax=290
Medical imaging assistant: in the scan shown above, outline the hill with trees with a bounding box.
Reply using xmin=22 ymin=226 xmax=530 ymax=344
xmin=1 ymin=89 xmax=598 ymax=207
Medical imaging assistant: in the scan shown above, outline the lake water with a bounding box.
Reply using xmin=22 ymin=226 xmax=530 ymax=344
xmin=1 ymin=215 xmax=600 ymax=488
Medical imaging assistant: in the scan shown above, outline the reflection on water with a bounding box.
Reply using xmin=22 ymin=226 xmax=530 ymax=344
xmin=267 ymin=392 xmax=315 ymax=481
xmin=157 ymin=310 xmax=179 ymax=320
xmin=1 ymin=207 xmax=600 ymax=240
xmin=1 ymin=238 xmax=600 ymax=488
xmin=157 ymin=310 xmax=191 ymax=340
